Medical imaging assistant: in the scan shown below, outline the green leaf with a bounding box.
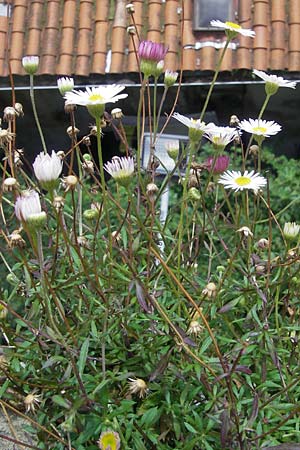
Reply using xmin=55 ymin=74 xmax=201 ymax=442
xmin=78 ymin=338 xmax=89 ymax=376
xmin=184 ymin=422 xmax=198 ymax=434
xmin=52 ymin=395 xmax=71 ymax=409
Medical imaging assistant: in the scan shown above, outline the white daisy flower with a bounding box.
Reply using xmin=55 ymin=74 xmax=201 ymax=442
xmin=173 ymin=112 xmax=208 ymax=142
xmin=33 ymin=151 xmax=63 ymax=189
xmin=57 ymin=77 xmax=74 ymax=96
xmin=210 ymin=20 xmax=255 ymax=38
xmin=253 ymin=69 xmax=297 ymax=90
xmin=204 ymin=124 xmax=239 ymax=149
xmin=15 ymin=190 xmax=47 ymax=228
xmin=218 ymin=170 xmax=267 ymax=193
xmin=65 ymin=85 xmax=127 ymax=107
xmin=173 ymin=113 xmax=207 ymax=131
xmin=239 ymin=119 xmax=281 ymax=137
xmin=64 ymin=85 xmax=128 ymax=118
xmin=283 ymin=222 xmax=300 ymax=240
xmin=104 ymin=156 xmax=134 ymax=187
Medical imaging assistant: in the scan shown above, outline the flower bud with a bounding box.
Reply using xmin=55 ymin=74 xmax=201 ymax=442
xmin=22 ymin=56 xmax=39 ymax=75
xmin=188 ymin=187 xmax=201 ymax=201
xmin=57 ymin=77 xmax=74 ymax=96
xmin=283 ymin=222 xmax=300 ymax=241
xmin=153 ymin=60 xmax=164 ymax=78
xmin=165 ymin=140 xmax=179 ymax=160
xmin=83 ymin=209 xmax=99 ymax=221
xmin=164 ymin=70 xmax=178 ymax=87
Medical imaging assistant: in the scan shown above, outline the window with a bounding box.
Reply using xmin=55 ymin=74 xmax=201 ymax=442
xmin=193 ymin=0 xmax=235 ymax=30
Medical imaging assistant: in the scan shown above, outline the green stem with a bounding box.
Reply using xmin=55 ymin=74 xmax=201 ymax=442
xmin=199 ymin=39 xmax=230 ymax=122
xmin=29 ymin=74 xmax=47 ymax=154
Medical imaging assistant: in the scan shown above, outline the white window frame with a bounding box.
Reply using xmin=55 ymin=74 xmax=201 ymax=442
xmin=193 ymin=0 xmax=235 ymax=31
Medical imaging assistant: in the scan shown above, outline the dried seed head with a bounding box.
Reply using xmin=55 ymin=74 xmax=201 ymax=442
xmin=82 ymin=135 xmax=91 ymax=146
xmin=24 ymin=392 xmax=42 ymax=414
xmin=111 ymin=108 xmax=123 ymax=119
xmin=249 ymin=144 xmax=259 ymax=156
xmin=0 ymin=128 xmax=15 ymax=146
xmin=67 ymin=125 xmax=79 ymax=137
xmin=257 ymin=238 xmax=269 ymax=249
xmin=111 ymin=231 xmax=121 ymax=243
xmin=14 ymin=103 xmax=24 ymax=117
xmin=202 ymin=282 xmax=217 ymax=298
xmin=77 ymin=236 xmax=89 ymax=248
xmin=126 ymin=3 xmax=135 ymax=13
xmin=91 ymin=201 xmax=101 ymax=211
xmin=3 ymin=106 xmax=17 ymax=122
xmin=89 ymin=125 xmax=98 ymax=135
xmin=230 ymin=115 xmax=240 ymax=127
xmin=3 ymin=177 xmax=18 ymax=192
xmin=53 ymin=196 xmax=65 ymax=212
xmin=63 ymin=175 xmax=78 ymax=190
xmin=56 ymin=150 xmax=65 ymax=160
xmin=187 ymin=320 xmax=203 ymax=336
xmin=237 ymin=226 xmax=253 ymax=238
xmin=188 ymin=173 xmax=199 ymax=188
xmin=207 ymin=181 xmax=215 ymax=193
xmin=127 ymin=25 xmax=136 ymax=35
xmin=128 ymin=378 xmax=148 ymax=398
xmin=82 ymin=159 xmax=94 ymax=174
xmin=9 ymin=231 xmax=26 ymax=249
xmin=64 ymin=100 xmax=76 ymax=113
xmin=255 ymin=264 xmax=266 ymax=274
xmin=146 ymin=182 xmax=159 ymax=201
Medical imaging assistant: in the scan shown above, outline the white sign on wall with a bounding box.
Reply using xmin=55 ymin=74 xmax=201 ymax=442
xmin=142 ymin=133 xmax=189 ymax=175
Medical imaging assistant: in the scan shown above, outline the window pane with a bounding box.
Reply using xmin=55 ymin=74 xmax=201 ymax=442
xmin=195 ymin=0 xmax=233 ymax=29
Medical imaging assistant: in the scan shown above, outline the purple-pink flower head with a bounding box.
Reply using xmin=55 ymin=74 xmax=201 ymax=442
xmin=205 ymin=155 xmax=230 ymax=175
xmin=138 ymin=40 xmax=168 ymax=62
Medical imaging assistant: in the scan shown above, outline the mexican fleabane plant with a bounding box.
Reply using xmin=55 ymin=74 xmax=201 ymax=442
xmin=0 ymin=14 xmax=300 ymax=450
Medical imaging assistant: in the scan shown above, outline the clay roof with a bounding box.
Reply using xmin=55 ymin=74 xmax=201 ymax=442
xmin=0 ymin=0 xmax=299 ymax=79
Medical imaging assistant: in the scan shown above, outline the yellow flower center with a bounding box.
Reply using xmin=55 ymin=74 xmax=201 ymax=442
xmin=235 ymin=176 xmax=251 ymax=186
xmin=252 ymin=126 xmax=267 ymax=134
xmin=100 ymin=432 xmax=118 ymax=450
xmin=225 ymin=21 xmax=241 ymax=30
xmin=89 ymin=94 xmax=104 ymax=102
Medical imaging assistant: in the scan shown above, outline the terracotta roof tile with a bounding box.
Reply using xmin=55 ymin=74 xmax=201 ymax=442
xmin=76 ymin=0 xmax=94 ymax=76
xmin=57 ymin=0 xmax=77 ymax=75
xmin=289 ymin=0 xmax=300 ymax=70
xmin=92 ymin=0 xmax=110 ymax=73
xmin=40 ymin=0 xmax=61 ymax=74
xmin=26 ymin=0 xmax=43 ymax=57
xmin=1 ymin=0 xmax=299 ymax=79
